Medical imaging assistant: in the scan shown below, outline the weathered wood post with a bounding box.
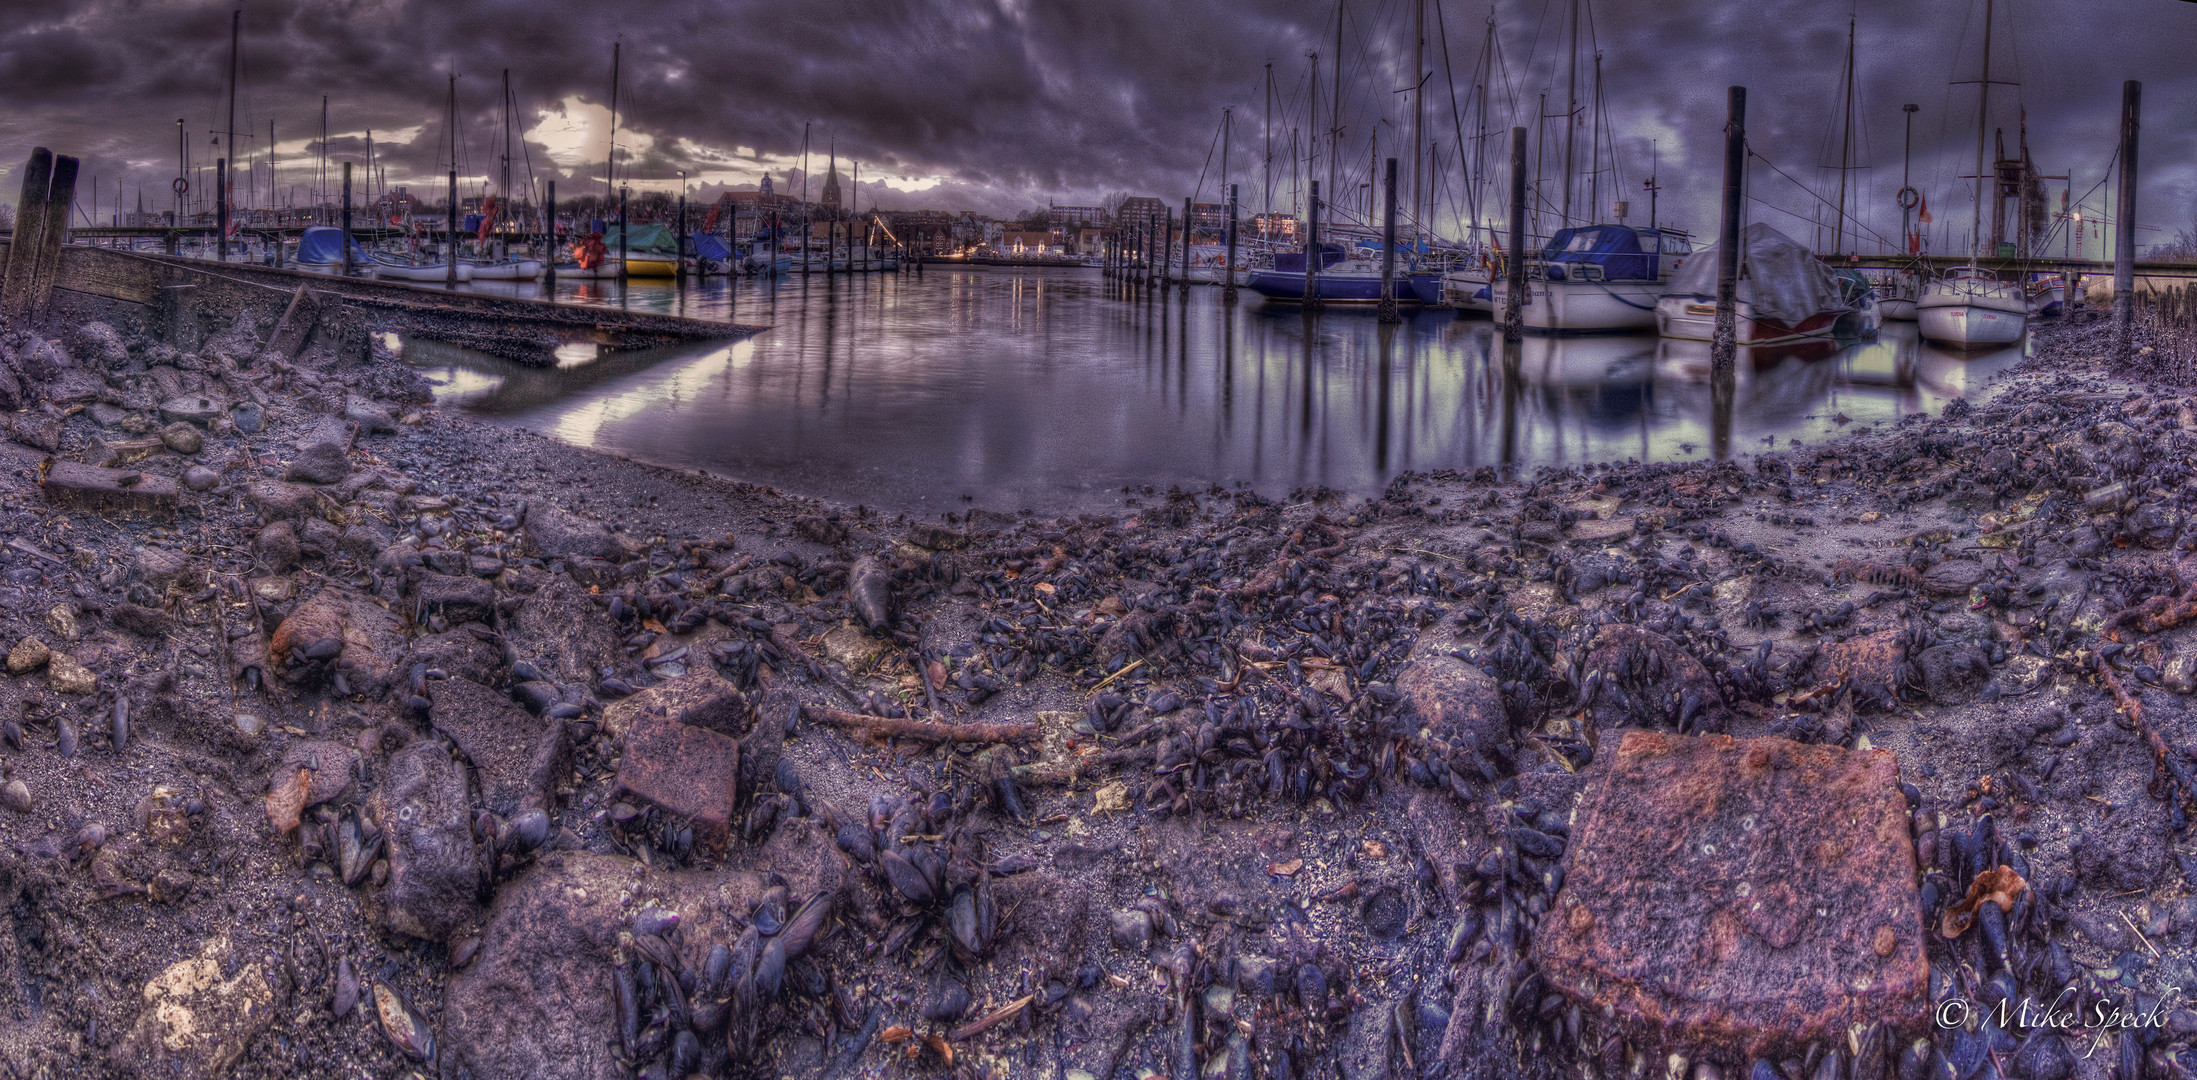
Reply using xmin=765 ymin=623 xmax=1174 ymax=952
xmin=341 ymin=161 xmax=354 ymax=276
xmin=1 ymin=148 xmax=54 ymax=321
xmin=676 ymin=189 xmax=688 ymax=283
xmin=1224 ymin=183 xmax=1240 ymax=303
xmin=544 ymin=180 xmax=557 ymax=288
xmin=1503 ymin=129 xmax=1526 ymax=341
xmin=26 ymin=153 xmax=78 ymax=319
xmin=1379 ymin=157 xmax=1401 ymax=323
xmin=216 ymin=158 xmax=229 ymax=262
xmin=1305 ymin=180 xmax=1322 ymax=308
xmin=2114 ymin=80 xmax=2140 ymax=363
xmin=1712 ymin=87 xmax=1747 ymax=375
xmin=446 ymin=167 xmax=460 ymax=287
xmin=1181 ymin=196 xmax=1193 ymax=291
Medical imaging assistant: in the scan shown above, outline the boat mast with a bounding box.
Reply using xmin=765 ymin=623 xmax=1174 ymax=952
xmin=1588 ymin=50 xmax=1602 ymax=224
xmin=607 ymin=42 xmax=621 ymax=206
xmin=319 ymin=97 xmax=328 ymax=225
xmin=225 ymin=9 xmax=238 ymax=227
xmin=502 ymin=69 xmax=513 ymax=240
xmin=1410 ymin=0 xmax=1424 ymax=243
xmin=1308 ymin=52 xmax=1319 ymax=225
xmin=1972 ymin=0 xmax=1991 ymax=261
xmin=1263 ymin=63 xmax=1273 ymax=236
xmin=1561 ymin=0 xmax=1578 ymax=226
xmin=1472 ymin=14 xmax=1492 ymax=243
xmin=1329 ymin=1 xmax=1343 ymax=213
xmin=1222 ymin=107 xmax=1232 ymax=221
xmin=1835 ymin=11 xmax=1855 ymax=254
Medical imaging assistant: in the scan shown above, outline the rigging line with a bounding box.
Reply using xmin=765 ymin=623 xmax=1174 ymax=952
xmin=1191 ymin=111 xmax=1225 ymax=209
xmin=1434 ymin=0 xmax=1472 ymax=238
xmin=1746 ymin=144 xmax=1902 ymax=250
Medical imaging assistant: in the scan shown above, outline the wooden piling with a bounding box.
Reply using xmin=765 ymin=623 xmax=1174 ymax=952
xmin=1305 ymin=180 xmax=1322 ymax=307
xmin=25 ymin=153 xmax=78 ymax=319
xmin=0 ymin=148 xmax=54 ymax=321
xmin=1181 ymin=197 xmax=1193 ymax=291
xmin=1223 ymin=183 xmax=1240 ymax=303
xmin=216 ymin=158 xmax=229 ymax=262
xmin=341 ymin=161 xmax=353 ymax=276
xmin=677 ymin=191 xmax=687 ymax=282
xmin=446 ymin=167 xmax=459 ymax=288
xmin=1712 ymin=87 xmax=1746 ymax=374
xmin=2114 ymin=80 xmax=2140 ymax=363
xmin=1378 ymin=157 xmax=1400 ymax=323
xmin=1503 ymin=129 xmax=1525 ymax=341
xmin=544 ymin=180 xmax=557 ymax=287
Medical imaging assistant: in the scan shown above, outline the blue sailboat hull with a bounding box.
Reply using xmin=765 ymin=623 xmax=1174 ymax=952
xmin=1245 ymin=270 xmax=1423 ymax=305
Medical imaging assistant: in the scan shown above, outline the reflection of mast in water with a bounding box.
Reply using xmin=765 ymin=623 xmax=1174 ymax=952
xmin=1498 ymin=334 xmax=1521 ymax=469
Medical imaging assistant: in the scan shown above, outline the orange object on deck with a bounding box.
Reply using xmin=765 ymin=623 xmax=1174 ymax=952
xmin=572 ymin=234 xmax=607 ymax=270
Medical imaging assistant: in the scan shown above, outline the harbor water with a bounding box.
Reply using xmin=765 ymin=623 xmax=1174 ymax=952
xmin=406 ymin=266 xmax=2028 ymax=515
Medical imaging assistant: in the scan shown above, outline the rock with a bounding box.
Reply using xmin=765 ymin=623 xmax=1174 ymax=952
xmin=41 ymin=460 xmax=181 ymax=515
xmin=344 ymin=396 xmax=398 ymax=433
xmin=1533 ymin=731 xmax=1925 ymax=1060
xmin=182 ymin=465 xmax=221 ymax=491
xmin=229 ymin=400 xmax=264 ymax=434
xmin=820 ymin=623 xmax=893 ymax=671
xmin=1 ymin=779 xmax=30 ymax=814
xmin=45 ymin=604 xmax=78 ymax=640
xmin=614 ymin=709 xmax=741 ymax=851
xmin=469 ymin=555 xmax=505 ymax=578
xmin=159 ymin=422 xmax=205 ymax=455
xmin=1920 ymin=559 xmax=1987 ymax=597
xmin=404 ymin=630 xmax=506 ymax=687
xmin=254 ymin=521 xmax=302 ymax=573
xmin=46 ymin=651 xmax=98 ymax=694
xmin=367 ymin=741 xmax=487 ymax=942
xmin=112 ymin=603 xmax=177 ymax=638
xmin=423 ymin=547 xmax=469 ymax=576
xmin=68 ymin=321 xmax=130 ymax=369
xmin=600 ymin=667 xmax=751 ymax=739
xmin=511 ymin=579 xmax=625 ymax=683
xmin=1915 ymin=644 xmax=1991 ymax=704
xmin=284 ymin=441 xmax=351 ymax=485
xmin=267 ymin=587 xmax=407 ymax=695
xmin=246 ymin=479 xmax=326 ymax=522
xmin=520 ymin=503 xmax=625 ymax=563
xmin=415 ymin=571 xmax=496 ymax=625
xmin=428 ymin=677 xmax=571 ymax=818
xmin=439 ymin=852 xmax=776 ymax=1080
xmin=297 ymin=516 xmax=343 ymax=559
xmin=110 ymin=936 xmax=279 ymax=1080
xmin=274 ymin=741 xmax=360 ymax=809
xmin=1396 ymin=654 xmax=1509 ymax=758
xmin=906 ymin=522 xmax=968 ymax=550
xmin=848 ymin=556 xmax=892 ymax=630
xmin=84 ymin=435 xmax=168 ymax=467
xmin=135 ymin=545 xmax=193 ymax=588
xmin=159 ymin=394 xmax=226 ymax=426
xmin=7 ymin=635 xmax=50 ymax=675
xmin=4 ymin=412 xmax=62 ymax=452
xmin=341 ymin=522 xmax=396 ymax=561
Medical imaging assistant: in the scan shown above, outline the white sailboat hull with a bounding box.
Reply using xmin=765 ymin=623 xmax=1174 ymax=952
xmin=462 ymin=258 xmax=543 ymax=280
xmin=1489 ymin=277 xmax=1664 ymax=332
xmin=1440 ymin=269 xmax=1494 ymax=312
xmin=1917 ymin=280 xmax=2026 ymax=347
xmin=372 ymin=259 xmax=471 ymax=282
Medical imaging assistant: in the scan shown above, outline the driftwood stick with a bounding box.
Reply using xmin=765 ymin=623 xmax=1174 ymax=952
xmin=802 ymin=704 xmax=1036 ymax=745
xmin=946 ymin=993 xmax=1034 ymax=1043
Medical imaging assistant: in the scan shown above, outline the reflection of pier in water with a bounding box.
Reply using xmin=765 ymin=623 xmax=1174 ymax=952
xmin=401 ymin=336 xmax=728 ymax=416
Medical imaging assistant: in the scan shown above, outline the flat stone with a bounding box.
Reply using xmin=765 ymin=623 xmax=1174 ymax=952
xmin=1532 ymin=731 xmax=1926 ymax=1060
xmin=181 ymin=465 xmax=220 ymax=491
xmin=344 ymin=396 xmax=398 ymax=433
xmin=41 ymin=460 xmax=181 ymax=515
xmin=820 ymin=622 xmax=893 ymax=672
xmin=905 ymin=521 xmax=969 ymax=550
xmin=521 ymin=503 xmax=626 ymax=563
xmin=405 ymin=630 xmax=506 ymax=687
xmin=440 ymin=853 xmax=772 ymax=1080
xmin=367 ymin=741 xmax=487 ymax=942
xmin=7 ymin=635 xmax=51 ymax=674
xmin=135 ymin=545 xmax=193 ymax=587
xmin=614 ymin=711 xmax=740 ymax=850
xmin=415 ymin=571 xmax=496 ymax=625
xmin=110 ymin=936 xmax=279 ymax=1080
xmin=274 ymin=741 xmax=360 ymax=808
xmin=246 ymin=479 xmax=327 ymax=522
xmin=600 ymin=666 xmax=751 ymax=739
xmin=5 ymin=412 xmax=61 ymax=451
xmin=159 ymin=394 xmax=227 ymax=425
xmin=46 ymin=651 xmax=98 ymax=694
xmin=1396 ymin=654 xmax=1508 ymax=757
xmin=84 ymin=435 xmax=168 ymax=468
xmin=229 ymin=401 xmax=264 ymax=434
xmin=284 ymin=441 xmax=351 ymax=485
xmin=1568 ymin=517 xmax=1634 ymax=543
xmin=1920 ymin=559 xmax=1987 ymax=597
xmin=429 ymin=677 xmax=571 ymax=818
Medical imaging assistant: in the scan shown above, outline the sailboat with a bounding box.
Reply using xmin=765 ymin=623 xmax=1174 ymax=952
xmin=1916 ymin=0 xmax=2027 ymax=348
xmin=374 ymin=74 xmax=471 ymax=283
xmin=1484 ymin=0 xmax=1687 ymax=332
xmin=463 ymin=70 xmax=543 ymax=281
xmin=554 ymin=43 xmax=628 ymax=280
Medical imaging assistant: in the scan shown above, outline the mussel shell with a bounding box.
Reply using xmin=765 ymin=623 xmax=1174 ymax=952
xmin=373 ymin=984 xmax=434 ymax=1061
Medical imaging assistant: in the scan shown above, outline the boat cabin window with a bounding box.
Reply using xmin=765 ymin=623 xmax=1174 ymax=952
xmin=1657 ymin=235 xmax=1692 ymax=255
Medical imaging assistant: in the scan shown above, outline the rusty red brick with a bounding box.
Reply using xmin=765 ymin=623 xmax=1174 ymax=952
xmin=614 ymin=712 xmax=739 ymax=849
xmin=1532 ymin=731 xmax=1926 ymax=1060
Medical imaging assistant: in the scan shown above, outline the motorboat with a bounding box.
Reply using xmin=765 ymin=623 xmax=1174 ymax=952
xmin=1244 ymin=244 xmax=1421 ymax=305
xmin=1917 ymin=266 xmax=2027 ymax=347
xmin=371 ymin=252 xmax=471 ymax=282
xmin=1656 ymin=222 xmax=1859 ymax=345
xmin=1490 ymin=224 xmax=1694 ymax=333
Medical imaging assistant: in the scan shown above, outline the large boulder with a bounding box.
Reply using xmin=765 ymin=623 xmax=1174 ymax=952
xmin=521 ymin=503 xmax=627 ymax=563
xmin=429 ymin=677 xmax=571 ymax=818
xmin=367 ymin=741 xmax=488 ymax=942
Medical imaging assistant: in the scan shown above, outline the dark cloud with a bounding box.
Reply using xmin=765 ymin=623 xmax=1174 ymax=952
xmin=3 ymin=0 xmax=2191 ymax=250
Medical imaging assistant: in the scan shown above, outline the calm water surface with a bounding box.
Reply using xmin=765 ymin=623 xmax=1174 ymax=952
xmin=407 ymin=267 xmax=2028 ymax=514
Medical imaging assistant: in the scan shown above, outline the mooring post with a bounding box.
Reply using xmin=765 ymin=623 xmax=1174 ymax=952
xmin=1379 ymin=158 xmax=1401 ymax=323
xmin=27 ymin=153 xmax=79 ymax=319
xmin=2113 ymin=79 xmax=2140 ymax=363
xmin=1223 ymin=183 xmax=1240 ymax=304
xmin=0 ymin=148 xmax=54 ymax=322
xmin=1503 ymin=129 xmax=1526 ymax=342
xmin=677 ymin=190 xmax=688 ymax=283
xmin=341 ymin=162 xmax=354 ymax=277
xmin=544 ymin=180 xmax=557 ymax=288
xmin=1305 ymin=180 xmax=1322 ymax=308
xmin=216 ymin=158 xmax=229 ymax=262
xmin=1181 ymin=197 xmax=1193 ymax=291
xmin=1712 ymin=87 xmax=1747 ymax=375
xmin=619 ymin=187 xmax=630 ymax=287
xmin=446 ymin=167 xmax=459 ymax=288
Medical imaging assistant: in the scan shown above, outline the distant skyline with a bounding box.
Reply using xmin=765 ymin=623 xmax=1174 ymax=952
xmin=2 ymin=0 xmax=2193 ymax=255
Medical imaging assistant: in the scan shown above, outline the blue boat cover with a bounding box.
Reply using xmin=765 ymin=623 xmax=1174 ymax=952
xmin=1541 ymin=225 xmax=1659 ymax=282
xmin=463 ymin=214 xmax=485 ymax=234
xmin=1271 ymin=244 xmax=1348 ymax=273
xmin=295 ymin=226 xmax=368 ymax=265
xmin=689 ymin=233 xmax=731 ymax=261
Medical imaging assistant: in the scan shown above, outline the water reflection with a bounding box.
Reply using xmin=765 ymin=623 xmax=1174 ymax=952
xmin=406 ymin=268 xmax=2026 ymax=514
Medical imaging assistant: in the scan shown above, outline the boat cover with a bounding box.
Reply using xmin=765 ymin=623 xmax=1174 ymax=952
xmin=1662 ymin=221 xmax=1850 ymax=325
xmin=602 ymin=224 xmax=680 ymax=254
xmin=1540 ymin=225 xmax=1660 ymax=281
xmin=689 ymin=233 xmax=732 ymax=261
xmin=1270 ymin=244 xmax=1348 ymax=273
xmin=295 ymin=226 xmax=368 ymax=265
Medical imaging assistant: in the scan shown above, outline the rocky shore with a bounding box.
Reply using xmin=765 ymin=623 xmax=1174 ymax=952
xmin=0 ymin=300 xmax=2193 ymax=1080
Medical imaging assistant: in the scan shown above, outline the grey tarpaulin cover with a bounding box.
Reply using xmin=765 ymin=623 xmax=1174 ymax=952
xmin=1662 ymin=221 xmax=1851 ymax=326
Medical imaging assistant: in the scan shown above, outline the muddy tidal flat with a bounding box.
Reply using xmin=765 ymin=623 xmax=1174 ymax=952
xmin=0 ymin=296 xmax=2194 ymax=1080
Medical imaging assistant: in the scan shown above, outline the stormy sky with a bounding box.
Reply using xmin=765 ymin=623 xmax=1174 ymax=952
xmin=2 ymin=0 xmax=2193 ymax=255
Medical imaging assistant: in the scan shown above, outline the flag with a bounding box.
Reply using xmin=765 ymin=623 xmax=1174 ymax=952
xmin=703 ymin=205 xmax=720 ymax=233
xmin=476 ymin=196 xmax=498 ymax=241
xmin=1917 ymin=193 xmax=1932 ymax=225
xmin=224 ymin=201 xmax=239 ymax=236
